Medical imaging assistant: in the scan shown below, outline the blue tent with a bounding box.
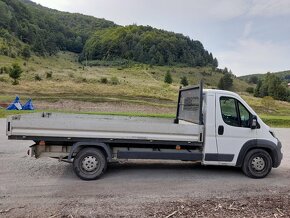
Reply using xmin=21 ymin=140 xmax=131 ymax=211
xmin=22 ymin=99 xmax=35 ymax=110
xmin=6 ymin=96 xmax=22 ymax=110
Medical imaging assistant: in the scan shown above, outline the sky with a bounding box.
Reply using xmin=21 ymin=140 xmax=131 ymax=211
xmin=32 ymin=0 xmax=290 ymax=76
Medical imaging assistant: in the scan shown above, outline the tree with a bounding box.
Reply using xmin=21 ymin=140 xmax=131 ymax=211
xmin=0 ymin=1 xmax=12 ymax=28
xmin=9 ymin=63 xmax=23 ymax=85
xmin=164 ymin=71 xmax=173 ymax=84
xmin=248 ymin=75 xmax=258 ymax=84
xmin=22 ymin=46 xmax=31 ymax=60
xmin=254 ymin=73 xmax=289 ymax=101
xmin=222 ymin=67 xmax=229 ymax=74
xmin=246 ymin=87 xmax=254 ymax=94
xmin=285 ymin=75 xmax=290 ymax=82
xmin=218 ymin=73 xmax=233 ymax=90
xmin=213 ymin=58 xmax=218 ymax=68
xmin=254 ymin=80 xmax=262 ymax=97
xmin=180 ymin=76 xmax=188 ymax=86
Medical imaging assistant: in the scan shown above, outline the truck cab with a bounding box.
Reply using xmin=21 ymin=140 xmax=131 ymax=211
xmin=202 ymin=89 xmax=282 ymax=177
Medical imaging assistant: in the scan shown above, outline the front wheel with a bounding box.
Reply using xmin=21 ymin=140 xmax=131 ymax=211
xmin=242 ymin=149 xmax=272 ymax=179
xmin=73 ymin=147 xmax=107 ymax=180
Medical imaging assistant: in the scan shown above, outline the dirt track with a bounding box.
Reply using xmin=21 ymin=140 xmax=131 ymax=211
xmin=0 ymin=118 xmax=289 ymax=217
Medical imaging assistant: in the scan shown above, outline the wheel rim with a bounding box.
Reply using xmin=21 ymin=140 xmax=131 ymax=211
xmin=251 ymin=156 xmax=265 ymax=171
xmin=81 ymin=156 xmax=99 ymax=172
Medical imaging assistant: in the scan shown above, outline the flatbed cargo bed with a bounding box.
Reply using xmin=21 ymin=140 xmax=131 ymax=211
xmin=7 ymin=113 xmax=204 ymax=145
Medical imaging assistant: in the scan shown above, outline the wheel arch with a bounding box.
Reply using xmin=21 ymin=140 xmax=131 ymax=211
xmin=68 ymin=141 xmax=112 ymax=162
xmin=236 ymin=139 xmax=279 ymax=168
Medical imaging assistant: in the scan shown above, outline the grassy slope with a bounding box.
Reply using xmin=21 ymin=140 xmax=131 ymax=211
xmin=0 ymin=52 xmax=289 ymax=127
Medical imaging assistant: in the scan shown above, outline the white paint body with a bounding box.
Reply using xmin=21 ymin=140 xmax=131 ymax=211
xmin=202 ymin=89 xmax=278 ymax=166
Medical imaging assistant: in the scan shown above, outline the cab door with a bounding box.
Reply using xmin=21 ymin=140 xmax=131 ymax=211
xmin=215 ymin=94 xmax=256 ymax=165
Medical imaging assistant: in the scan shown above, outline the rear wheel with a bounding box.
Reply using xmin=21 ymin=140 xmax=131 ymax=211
xmin=73 ymin=147 xmax=107 ymax=180
xmin=242 ymin=149 xmax=272 ymax=179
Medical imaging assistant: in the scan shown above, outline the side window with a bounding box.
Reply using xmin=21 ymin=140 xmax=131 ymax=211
xmin=220 ymin=97 xmax=239 ymax=127
xmin=220 ymin=97 xmax=252 ymax=128
xmin=238 ymin=102 xmax=250 ymax=127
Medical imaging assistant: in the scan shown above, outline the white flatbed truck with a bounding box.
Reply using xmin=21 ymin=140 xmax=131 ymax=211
xmin=6 ymin=82 xmax=282 ymax=180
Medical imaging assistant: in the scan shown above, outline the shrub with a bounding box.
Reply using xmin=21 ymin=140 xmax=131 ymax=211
xmin=3 ymin=66 xmax=9 ymax=74
xmin=110 ymin=76 xmax=120 ymax=85
xmin=246 ymin=87 xmax=254 ymax=94
xmin=248 ymin=76 xmax=258 ymax=84
xmin=46 ymin=71 xmax=53 ymax=79
xmin=164 ymin=71 xmax=173 ymax=84
xmin=69 ymin=72 xmax=75 ymax=78
xmin=34 ymin=74 xmax=42 ymax=81
xmin=22 ymin=46 xmax=31 ymax=60
xmin=0 ymin=76 xmax=7 ymax=82
xmin=100 ymin=77 xmax=108 ymax=84
xmin=9 ymin=63 xmax=23 ymax=85
xmin=180 ymin=76 xmax=189 ymax=86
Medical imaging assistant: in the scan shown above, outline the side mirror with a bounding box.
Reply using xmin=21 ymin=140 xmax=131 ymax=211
xmin=250 ymin=115 xmax=258 ymax=129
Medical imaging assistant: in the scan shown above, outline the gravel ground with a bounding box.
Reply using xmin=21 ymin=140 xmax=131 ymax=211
xmin=0 ymin=118 xmax=289 ymax=217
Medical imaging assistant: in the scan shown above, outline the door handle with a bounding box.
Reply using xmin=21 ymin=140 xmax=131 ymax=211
xmin=218 ymin=125 xmax=224 ymax=135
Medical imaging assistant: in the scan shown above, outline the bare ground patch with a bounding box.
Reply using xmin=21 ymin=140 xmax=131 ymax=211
xmin=145 ymin=192 xmax=290 ymax=218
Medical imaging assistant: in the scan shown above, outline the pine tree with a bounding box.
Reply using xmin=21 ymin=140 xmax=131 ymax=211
xmin=9 ymin=63 xmax=23 ymax=85
xmin=164 ymin=71 xmax=173 ymax=84
xmin=22 ymin=46 xmax=31 ymax=60
xmin=180 ymin=76 xmax=188 ymax=86
xmin=218 ymin=73 xmax=233 ymax=90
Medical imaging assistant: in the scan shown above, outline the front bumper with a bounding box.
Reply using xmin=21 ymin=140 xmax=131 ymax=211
xmin=273 ymin=140 xmax=283 ymax=168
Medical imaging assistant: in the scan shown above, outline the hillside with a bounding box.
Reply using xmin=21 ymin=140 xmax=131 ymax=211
xmin=82 ymin=25 xmax=218 ymax=67
xmin=0 ymin=0 xmax=116 ymax=57
xmin=239 ymin=70 xmax=290 ymax=83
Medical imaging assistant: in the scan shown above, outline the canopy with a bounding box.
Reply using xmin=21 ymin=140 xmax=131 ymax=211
xmin=6 ymin=96 xmax=22 ymax=110
xmin=22 ymin=99 xmax=35 ymax=110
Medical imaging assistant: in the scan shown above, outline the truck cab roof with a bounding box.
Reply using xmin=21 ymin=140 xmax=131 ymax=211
xmin=203 ymin=89 xmax=240 ymax=98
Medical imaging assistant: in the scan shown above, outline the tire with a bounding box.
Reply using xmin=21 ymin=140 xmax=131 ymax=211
xmin=242 ymin=149 xmax=272 ymax=179
xmin=73 ymin=147 xmax=107 ymax=180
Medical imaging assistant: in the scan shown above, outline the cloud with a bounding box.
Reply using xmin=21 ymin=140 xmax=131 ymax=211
xmin=249 ymin=0 xmax=290 ymax=17
xmin=206 ymin=0 xmax=249 ymax=20
xmin=216 ymin=39 xmax=290 ymax=75
xmin=32 ymin=0 xmax=249 ymax=22
xmin=243 ymin=21 xmax=253 ymax=38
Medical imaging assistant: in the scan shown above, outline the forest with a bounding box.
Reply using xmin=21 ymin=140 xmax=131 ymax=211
xmin=0 ymin=0 xmax=116 ymax=56
xmin=82 ymin=25 xmax=218 ymax=67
